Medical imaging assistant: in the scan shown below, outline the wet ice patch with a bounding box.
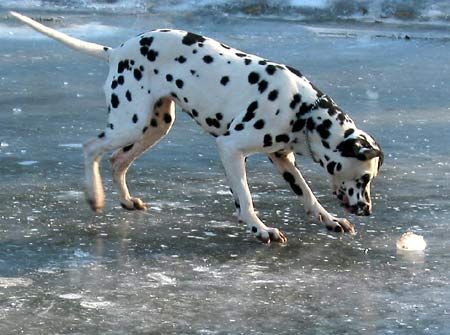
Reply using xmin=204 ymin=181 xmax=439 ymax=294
xmin=12 ymin=107 xmax=22 ymax=115
xmin=366 ymin=89 xmax=379 ymax=100
xmin=59 ymin=293 xmax=83 ymax=300
xmin=0 ymin=277 xmax=33 ymax=288
xmin=58 ymin=143 xmax=82 ymax=148
xmin=18 ymin=160 xmax=38 ymax=166
xmin=80 ymin=300 xmax=114 ymax=309
xmin=147 ymin=273 xmax=176 ymax=286
xmin=56 ymin=190 xmax=84 ymax=200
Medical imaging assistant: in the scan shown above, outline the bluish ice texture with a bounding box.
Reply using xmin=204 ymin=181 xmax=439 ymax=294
xmin=0 ymin=3 xmax=450 ymax=335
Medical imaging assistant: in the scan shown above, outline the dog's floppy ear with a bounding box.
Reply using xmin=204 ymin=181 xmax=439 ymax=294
xmin=337 ymin=138 xmax=383 ymax=163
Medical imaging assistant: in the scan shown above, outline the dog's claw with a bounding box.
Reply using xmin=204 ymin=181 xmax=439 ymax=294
xmin=326 ymin=218 xmax=355 ymax=234
xmin=121 ymin=197 xmax=147 ymax=211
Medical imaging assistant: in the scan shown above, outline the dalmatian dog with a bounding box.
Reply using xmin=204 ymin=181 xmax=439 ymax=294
xmin=11 ymin=12 xmax=383 ymax=244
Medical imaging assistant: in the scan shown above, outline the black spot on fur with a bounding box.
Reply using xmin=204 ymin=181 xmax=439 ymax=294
xmin=142 ymin=126 xmax=148 ymax=133
xmin=290 ymin=94 xmax=301 ymax=109
xmin=344 ymin=128 xmax=355 ymax=138
xmin=117 ymin=60 xmax=129 ymax=73
xmin=125 ymin=90 xmax=132 ymax=102
xmin=164 ymin=113 xmax=172 ymax=124
xmin=327 ymin=161 xmax=336 ymax=175
xmin=176 ymin=55 xmax=187 ymax=63
xmin=182 ymin=32 xmax=206 ymax=46
xmin=235 ymin=52 xmax=246 ymax=57
xmin=292 ymin=119 xmax=306 ymax=133
xmin=133 ymin=69 xmax=142 ymax=81
xmin=203 ymin=55 xmax=214 ymax=64
xmin=282 ymin=171 xmax=303 ymax=196
xmin=258 ymin=60 xmax=267 ymax=65
xmin=192 ymin=109 xmax=199 ymax=117
xmin=150 ymin=119 xmax=158 ymax=127
xmin=216 ymin=113 xmax=223 ymax=120
xmin=254 ymin=119 xmax=265 ymax=129
xmin=242 ymin=101 xmax=258 ymax=122
xmin=234 ymin=123 xmax=244 ymax=131
xmin=248 ymin=72 xmax=260 ymax=84
xmin=166 ymin=74 xmax=173 ymax=82
xmin=176 ymin=79 xmax=184 ymax=89
xmin=123 ymin=144 xmax=134 ymax=152
xmin=117 ymin=76 xmax=124 ymax=85
xmin=139 ymin=36 xmax=154 ymax=47
xmin=265 ymin=64 xmax=277 ymax=75
xmin=244 ymin=59 xmax=252 ymax=65
xmin=98 ymin=132 xmax=105 ymax=138
xmin=251 ymin=226 xmax=258 ymax=233
xmin=111 ymin=80 xmax=118 ymax=89
xmin=220 ymin=43 xmax=231 ymax=49
xmin=220 ymin=76 xmax=229 ymax=86
xmin=306 ymin=118 xmax=316 ymax=131
xmin=147 ymin=50 xmax=158 ymax=62
xmin=286 ymin=65 xmax=303 ymax=78
xmin=111 ymin=94 xmax=119 ymax=108
xmin=263 ymin=134 xmax=273 ymax=147
xmin=268 ymin=90 xmax=278 ymax=101
xmin=206 ymin=118 xmax=221 ymax=128
xmin=132 ymin=114 xmax=138 ymax=123
xmin=298 ymin=103 xmax=313 ymax=116
xmin=316 ymin=119 xmax=333 ymax=139
xmin=275 ymin=134 xmax=290 ymax=143
xmin=258 ymin=80 xmax=268 ymax=93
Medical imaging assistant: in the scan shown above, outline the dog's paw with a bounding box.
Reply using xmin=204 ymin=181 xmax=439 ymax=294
xmin=325 ymin=217 xmax=355 ymax=234
xmin=253 ymin=227 xmax=288 ymax=244
xmin=120 ymin=197 xmax=147 ymax=211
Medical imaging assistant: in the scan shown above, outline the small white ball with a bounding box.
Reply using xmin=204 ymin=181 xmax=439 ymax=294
xmin=396 ymin=232 xmax=426 ymax=251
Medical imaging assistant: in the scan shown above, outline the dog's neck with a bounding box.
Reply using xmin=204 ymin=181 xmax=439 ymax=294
xmin=302 ymin=94 xmax=357 ymax=169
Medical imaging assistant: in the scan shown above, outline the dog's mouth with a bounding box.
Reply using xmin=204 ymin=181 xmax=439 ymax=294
xmin=335 ymin=192 xmax=353 ymax=212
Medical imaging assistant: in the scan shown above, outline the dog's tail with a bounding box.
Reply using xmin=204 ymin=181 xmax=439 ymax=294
xmin=9 ymin=11 xmax=110 ymax=62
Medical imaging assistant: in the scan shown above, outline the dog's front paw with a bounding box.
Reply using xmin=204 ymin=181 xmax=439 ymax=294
xmin=324 ymin=216 xmax=355 ymax=234
xmin=120 ymin=197 xmax=147 ymax=211
xmin=252 ymin=226 xmax=288 ymax=244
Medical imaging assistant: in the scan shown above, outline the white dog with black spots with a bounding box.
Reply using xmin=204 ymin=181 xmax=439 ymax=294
xmin=10 ymin=12 xmax=383 ymax=244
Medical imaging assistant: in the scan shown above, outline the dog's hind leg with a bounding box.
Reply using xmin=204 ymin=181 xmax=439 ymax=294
xmin=268 ymin=152 xmax=355 ymax=234
xmin=110 ymin=98 xmax=175 ymax=210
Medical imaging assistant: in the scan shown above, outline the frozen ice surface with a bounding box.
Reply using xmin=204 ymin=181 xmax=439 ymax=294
xmin=1 ymin=7 xmax=450 ymax=335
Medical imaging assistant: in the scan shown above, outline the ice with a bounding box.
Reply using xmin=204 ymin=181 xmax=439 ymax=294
xmin=0 ymin=277 xmax=33 ymax=288
xmin=17 ymin=160 xmax=38 ymax=166
xmin=80 ymin=300 xmax=114 ymax=309
xmin=1 ymin=6 xmax=450 ymax=335
xmin=12 ymin=107 xmax=22 ymax=115
xmin=58 ymin=293 xmax=83 ymax=300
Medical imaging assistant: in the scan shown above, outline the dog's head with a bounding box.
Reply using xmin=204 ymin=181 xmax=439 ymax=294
xmin=328 ymin=131 xmax=383 ymax=216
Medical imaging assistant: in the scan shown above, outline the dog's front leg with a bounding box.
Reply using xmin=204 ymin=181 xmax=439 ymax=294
xmin=217 ymin=137 xmax=287 ymax=243
xmin=268 ymin=152 xmax=355 ymax=234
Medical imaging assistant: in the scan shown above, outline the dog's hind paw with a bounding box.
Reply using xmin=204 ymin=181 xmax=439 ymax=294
xmin=120 ymin=197 xmax=147 ymax=211
xmin=87 ymin=198 xmax=103 ymax=213
xmin=325 ymin=217 xmax=355 ymax=235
